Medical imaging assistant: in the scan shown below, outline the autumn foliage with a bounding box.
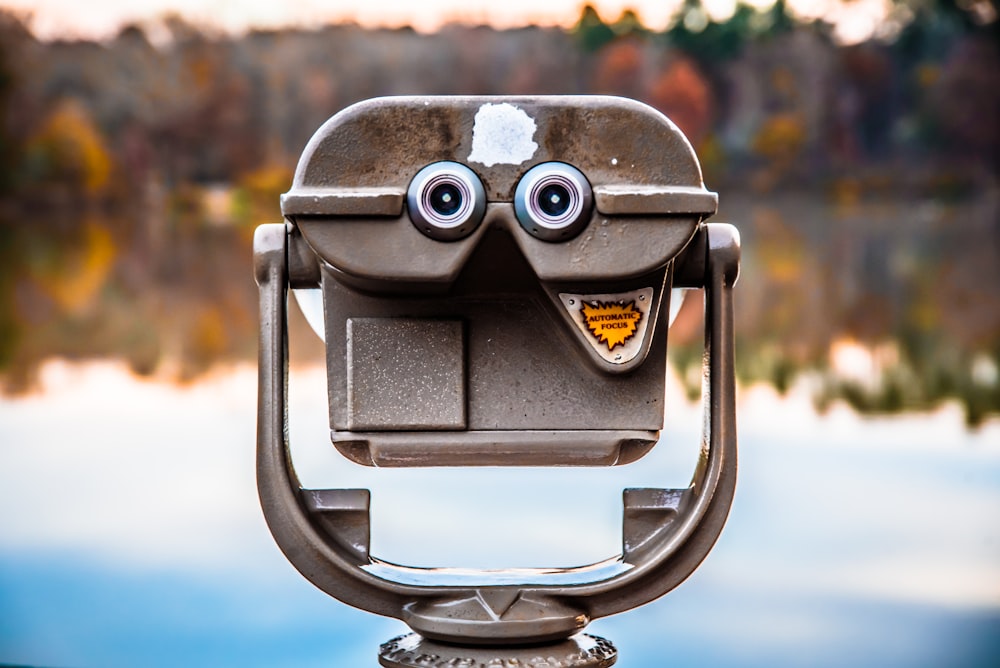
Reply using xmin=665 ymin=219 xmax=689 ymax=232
xmin=0 ymin=3 xmax=996 ymax=423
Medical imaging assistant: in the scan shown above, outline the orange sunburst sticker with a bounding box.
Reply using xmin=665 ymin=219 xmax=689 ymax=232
xmin=580 ymin=300 xmax=643 ymax=351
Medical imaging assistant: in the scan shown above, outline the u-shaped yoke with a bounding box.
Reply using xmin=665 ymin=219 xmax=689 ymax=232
xmin=254 ymin=221 xmax=739 ymax=645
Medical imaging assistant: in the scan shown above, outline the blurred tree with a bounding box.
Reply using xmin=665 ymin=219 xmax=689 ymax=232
xmin=24 ymin=98 xmax=113 ymax=198
xmin=750 ymin=112 xmax=807 ymax=186
xmin=929 ymin=34 xmax=999 ymax=168
xmin=611 ymin=9 xmax=649 ymax=38
xmin=667 ymin=0 xmax=797 ymax=65
xmin=573 ymin=4 xmax=616 ymax=52
xmin=0 ymin=9 xmax=995 ymax=422
xmin=0 ymin=12 xmax=27 ymax=195
xmin=647 ymin=57 xmax=714 ymax=146
xmin=590 ymin=38 xmax=646 ymax=98
xmin=895 ymin=0 xmax=999 ymax=58
xmin=836 ymin=45 xmax=894 ymax=159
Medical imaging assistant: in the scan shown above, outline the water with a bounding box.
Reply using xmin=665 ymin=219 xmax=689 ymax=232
xmin=1 ymin=361 xmax=997 ymax=667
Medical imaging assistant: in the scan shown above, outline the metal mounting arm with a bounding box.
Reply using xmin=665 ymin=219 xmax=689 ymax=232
xmin=254 ymin=221 xmax=739 ymax=644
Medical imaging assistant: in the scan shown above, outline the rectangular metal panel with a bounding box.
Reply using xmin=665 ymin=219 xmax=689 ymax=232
xmin=346 ymin=318 xmax=466 ymax=431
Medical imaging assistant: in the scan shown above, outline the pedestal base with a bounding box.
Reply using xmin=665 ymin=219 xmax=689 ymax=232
xmin=379 ymin=632 xmax=617 ymax=668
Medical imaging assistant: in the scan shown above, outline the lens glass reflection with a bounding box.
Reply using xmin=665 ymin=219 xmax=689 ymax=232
xmin=538 ymin=183 xmax=571 ymax=218
xmin=429 ymin=183 xmax=463 ymax=217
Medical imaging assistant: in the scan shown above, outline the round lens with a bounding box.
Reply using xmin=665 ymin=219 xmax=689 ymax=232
xmin=429 ymin=183 xmax=463 ymax=217
xmin=513 ymin=162 xmax=592 ymax=242
xmin=538 ymin=183 xmax=571 ymax=218
xmin=407 ymin=162 xmax=486 ymax=241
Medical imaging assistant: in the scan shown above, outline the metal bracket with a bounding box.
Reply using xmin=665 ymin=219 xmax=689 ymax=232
xmin=254 ymin=220 xmax=739 ymax=644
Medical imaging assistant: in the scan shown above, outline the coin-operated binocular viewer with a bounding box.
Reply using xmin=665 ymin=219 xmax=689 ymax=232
xmin=254 ymin=96 xmax=739 ymax=667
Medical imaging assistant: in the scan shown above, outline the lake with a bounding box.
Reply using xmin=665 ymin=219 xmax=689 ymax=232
xmin=1 ymin=361 xmax=997 ymax=667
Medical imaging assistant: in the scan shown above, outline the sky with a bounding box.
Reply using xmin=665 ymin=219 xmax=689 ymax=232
xmin=2 ymin=0 xmax=896 ymax=44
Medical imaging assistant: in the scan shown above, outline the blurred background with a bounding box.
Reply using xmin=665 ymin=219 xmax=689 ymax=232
xmin=0 ymin=1 xmax=997 ymax=667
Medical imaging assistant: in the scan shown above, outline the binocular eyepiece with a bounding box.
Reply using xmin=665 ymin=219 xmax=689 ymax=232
xmin=408 ymin=162 xmax=486 ymax=241
xmin=407 ymin=160 xmax=593 ymax=242
xmin=514 ymin=162 xmax=592 ymax=241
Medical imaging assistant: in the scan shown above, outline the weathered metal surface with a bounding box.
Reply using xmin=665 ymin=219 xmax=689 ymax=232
xmin=285 ymin=96 xmax=712 ymax=287
xmin=593 ymin=184 xmax=718 ymax=216
xmin=319 ymin=247 xmax=673 ymax=450
xmin=254 ymin=219 xmax=739 ymax=636
xmin=253 ymin=96 xmax=740 ymax=653
xmin=281 ymin=187 xmax=405 ymax=217
xmin=346 ymin=318 xmax=466 ymax=431
xmin=282 ymin=96 xmax=708 ymax=204
xmin=378 ymin=633 xmax=617 ymax=668
xmin=333 ymin=429 xmax=657 ymax=467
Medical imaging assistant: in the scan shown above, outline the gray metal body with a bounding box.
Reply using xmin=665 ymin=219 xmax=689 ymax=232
xmin=254 ymin=96 xmax=740 ymax=652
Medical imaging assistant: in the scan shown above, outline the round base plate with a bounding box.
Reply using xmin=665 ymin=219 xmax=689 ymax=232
xmin=379 ymin=633 xmax=617 ymax=668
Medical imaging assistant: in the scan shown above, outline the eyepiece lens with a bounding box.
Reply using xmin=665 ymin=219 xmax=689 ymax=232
xmin=429 ymin=182 xmax=463 ymax=217
xmin=538 ymin=183 xmax=571 ymax=218
xmin=513 ymin=162 xmax=592 ymax=242
xmin=407 ymin=161 xmax=486 ymax=241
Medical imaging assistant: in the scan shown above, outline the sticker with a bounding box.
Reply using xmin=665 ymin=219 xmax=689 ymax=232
xmin=581 ymin=300 xmax=642 ymax=350
xmin=468 ymin=103 xmax=538 ymax=167
xmin=559 ymin=288 xmax=655 ymax=364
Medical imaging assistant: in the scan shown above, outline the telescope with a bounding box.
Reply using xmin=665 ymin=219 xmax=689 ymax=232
xmin=254 ymin=95 xmax=740 ymax=666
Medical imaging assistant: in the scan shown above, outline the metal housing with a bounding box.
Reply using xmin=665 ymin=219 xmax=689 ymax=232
xmin=255 ymin=96 xmax=740 ymax=651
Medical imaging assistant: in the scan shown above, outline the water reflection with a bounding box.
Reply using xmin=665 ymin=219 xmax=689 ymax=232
xmin=670 ymin=190 xmax=1000 ymax=426
xmin=0 ymin=208 xmax=322 ymax=393
xmin=1 ymin=187 xmax=997 ymax=425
